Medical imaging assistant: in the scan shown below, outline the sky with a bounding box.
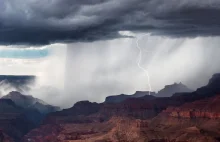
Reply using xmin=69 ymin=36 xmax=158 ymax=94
xmin=0 ymin=46 xmax=48 ymax=59
xmin=1 ymin=0 xmax=220 ymax=107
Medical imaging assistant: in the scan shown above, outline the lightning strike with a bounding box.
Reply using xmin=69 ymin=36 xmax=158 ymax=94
xmin=135 ymin=34 xmax=152 ymax=95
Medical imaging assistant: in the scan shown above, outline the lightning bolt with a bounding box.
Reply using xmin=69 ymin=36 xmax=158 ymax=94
xmin=135 ymin=34 xmax=152 ymax=95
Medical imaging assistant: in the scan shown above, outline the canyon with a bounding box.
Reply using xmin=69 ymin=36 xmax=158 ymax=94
xmin=1 ymin=74 xmax=220 ymax=141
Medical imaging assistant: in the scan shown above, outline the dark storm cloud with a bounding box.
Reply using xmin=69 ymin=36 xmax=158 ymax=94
xmin=1 ymin=0 xmax=220 ymax=45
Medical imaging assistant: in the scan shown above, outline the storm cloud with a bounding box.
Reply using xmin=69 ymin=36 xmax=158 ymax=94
xmin=1 ymin=0 xmax=220 ymax=45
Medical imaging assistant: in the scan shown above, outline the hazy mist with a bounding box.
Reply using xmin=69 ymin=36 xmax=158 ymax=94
xmin=1 ymin=33 xmax=220 ymax=108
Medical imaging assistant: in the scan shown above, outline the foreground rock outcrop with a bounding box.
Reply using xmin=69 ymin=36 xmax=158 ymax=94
xmin=23 ymin=117 xmax=151 ymax=142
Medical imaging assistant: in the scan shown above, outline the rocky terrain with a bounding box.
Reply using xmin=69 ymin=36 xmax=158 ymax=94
xmin=2 ymin=91 xmax=60 ymax=114
xmin=105 ymin=83 xmax=193 ymax=103
xmin=2 ymin=74 xmax=220 ymax=141
xmin=164 ymin=95 xmax=220 ymax=119
xmin=20 ymin=73 xmax=220 ymax=142
xmin=156 ymin=82 xmax=193 ymax=97
xmin=0 ymin=91 xmax=60 ymax=142
xmin=105 ymin=91 xmax=156 ymax=103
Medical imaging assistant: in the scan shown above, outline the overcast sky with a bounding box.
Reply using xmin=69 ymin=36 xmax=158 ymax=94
xmin=1 ymin=0 xmax=220 ymax=107
xmin=1 ymin=0 xmax=220 ymax=44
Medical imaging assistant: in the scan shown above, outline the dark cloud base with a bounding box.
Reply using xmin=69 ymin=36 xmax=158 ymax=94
xmin=1 ymin=0 xmax=220 ymax=45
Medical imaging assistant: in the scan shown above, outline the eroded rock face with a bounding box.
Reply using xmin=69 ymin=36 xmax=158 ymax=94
xmin=23 ymin=113 xmax=220 ymax=142
xmin=20 ymin=73 xmax=220 ymax=142
xmin=168 ymin=110 xmax=220 ymax=119
xmin=23 ymin=117 xmax=150 ymax=142
xmin=136 ymin=119 xmax=148 ymax=128
xmin=22 ymin=125 xmax=61 ymax=142
xmin=100 ymin=102 xmax=160 ymax=120
xmin=149 ymin=140 xmax=188 ymax=142
xmin=164 ymin=95 xmax=220 ymax=119
xmin=23 ymin=94 xmax=220 ymax=142
xmin=43 ymin=101 xmax=102 ymax=124
xmin=37 ymin=96 xmax=220 ymax=141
